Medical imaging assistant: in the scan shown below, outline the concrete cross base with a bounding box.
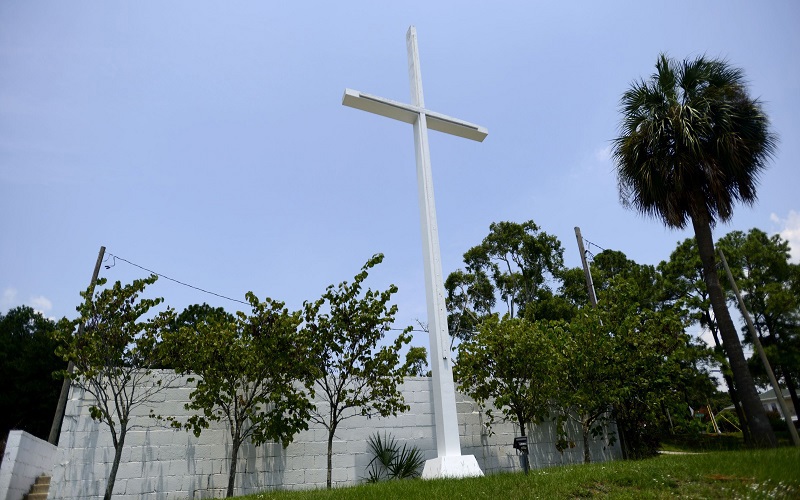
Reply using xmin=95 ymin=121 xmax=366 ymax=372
xmin=421 ymin=455 xmax=484 ymax=480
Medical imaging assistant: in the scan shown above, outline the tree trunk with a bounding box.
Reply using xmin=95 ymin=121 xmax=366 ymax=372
xmin=707 ymin=321 xmax=752 ymax=443
xmin=691 ymin=214 xmax=776 ymax=447
xmin=616 ymin=417 xmax=629 ymax=460
xmin=227 ymin=437 xmax=242 ymax=498
xmin=782 ymin=368 xmax=800 ymax=420
xmin=581 ymin=419 xmax=591 ymax=464
xmin=326 ymin=424 xmax=336 ymax=489
xmin=723 ymin=373 xmax=751 ymax=443
xmin=104 ymin=425 xmax=127 ymax=500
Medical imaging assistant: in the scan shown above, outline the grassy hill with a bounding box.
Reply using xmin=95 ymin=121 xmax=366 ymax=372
xmin=236 ymin=447 xmax=799 ymax=499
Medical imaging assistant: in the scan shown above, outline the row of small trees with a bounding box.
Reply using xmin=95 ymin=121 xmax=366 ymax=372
xmin=52 ymin=254 xmax=412 ymax=499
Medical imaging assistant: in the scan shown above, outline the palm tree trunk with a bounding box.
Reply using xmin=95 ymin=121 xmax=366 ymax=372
xmin=723 ymin=373 xmax=752 ymax=443
xmin=691 ymin=213 xmax=776 ymax=447
xmin=706 ymin=320 xmax=752 ymax=443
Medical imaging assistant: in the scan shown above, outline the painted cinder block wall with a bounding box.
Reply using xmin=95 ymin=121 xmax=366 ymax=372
xmin=0 ymin=430 xmax=57 ymax=500
xmin=49 ymin=372 xmax=620 ymax=499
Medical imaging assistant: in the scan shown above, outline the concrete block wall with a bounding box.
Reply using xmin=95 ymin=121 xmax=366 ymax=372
xmin=0 ymin=430 xmax=57 ymax=500
xmin=50 ymin=371 xmax=620 ymax=499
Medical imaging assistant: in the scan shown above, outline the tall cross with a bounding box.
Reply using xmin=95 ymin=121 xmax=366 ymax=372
xmin=342 ymin=26 xmax=485 ymax=478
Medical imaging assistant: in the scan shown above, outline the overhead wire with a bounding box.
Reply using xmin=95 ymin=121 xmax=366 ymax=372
xmin=582 ymin=237 xmax=607 ymax=262
xmin=104 ymin=251 xmax=427 ymax=333
xmin=106 ymin=252 xmax=250 ymax=306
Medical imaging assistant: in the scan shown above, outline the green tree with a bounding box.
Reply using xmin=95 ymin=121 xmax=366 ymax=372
xmin=0 ymin=306 xmax=61 ymax=441
xmin=155 ymin=303 xmax=235 ymax=368
xmin=612 ymin=53 xmax=777 ymax=446
xmin=51 ymin=276 xmax=177 ymax=500
xmin=553 ymin=307 xmax=614 ymax=463
xmin=164 ymin=294 xmax=315 ymax=498
xmin=556 ymin=277 xmax=713 ymax=462
xmin=454 ymin=315 xmax=556 ymax=438
xmin=402 ymin=346 xmax=430 ymax=377
xmin=718 ymin=228 xmax=800 ymax=416
xmin=445 ymin=220 xmax=567 ymax=344
xmin=590 ymin=250 xmax=663 ymax=311
xmin=302 ymin=254 xmax=412 ymax=489
xmin=444 ymin=268 xmax=494 ymax=345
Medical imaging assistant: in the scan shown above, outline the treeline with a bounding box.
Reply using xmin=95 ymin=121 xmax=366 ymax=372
xmin=446 ymin=221 xmax=800 ymax=460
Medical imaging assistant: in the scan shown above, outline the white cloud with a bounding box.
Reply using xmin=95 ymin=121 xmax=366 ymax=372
xmin=30 ymin=295 xmax=53 ymax=314
xmin=594 ymin=145 xmax=612 ymax=163
xmin=771 ymin=210 xmax=800 ymax=263
xmin=1 ymin=287 xmax=18 ymax=312
xmin=1 ymin=288 xmax=55 ymax=317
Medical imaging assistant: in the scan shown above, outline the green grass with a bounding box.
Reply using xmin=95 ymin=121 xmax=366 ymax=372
xmin=661 ymin=431 xmax=797 ymax=452
xmin=660 ymin=432 xmax=745 ymax=452
xmin=236 ymin=447 xmax=799 ymax=499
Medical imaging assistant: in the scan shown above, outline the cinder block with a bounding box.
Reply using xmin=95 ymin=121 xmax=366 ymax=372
xmin=281 ymin=468 xmax=304 ymax=485
xmin=161 ymin=474 xmax=186 ymax=493
xmin=312 ymin=454 xmax=328 ymax=470
xmin=414 ymin=413 xmax=434 ymax=427
xmin=114 ymin=461 xmax=143 ymax=480
xmin=342 ymin=440 xmax=365 ymax=455
xmin=304 ymin=468 xmax=327 ymax=486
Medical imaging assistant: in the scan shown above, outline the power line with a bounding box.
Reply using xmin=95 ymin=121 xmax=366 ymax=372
xmin=105 ymin=251 xmax=428 ymax=333
xmin=583 ymin=237 xmax=606 ymax=253
xmin=581 ymin=237 xmax=608 ymax=262
xmin=106 ymin=252 xmax=250 ymax=306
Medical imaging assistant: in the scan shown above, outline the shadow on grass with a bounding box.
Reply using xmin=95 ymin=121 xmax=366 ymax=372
xmin=660 ymin=432 xmax=745 ymax=452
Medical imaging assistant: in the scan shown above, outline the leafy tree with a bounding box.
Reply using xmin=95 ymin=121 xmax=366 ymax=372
xmin=302 ymin=254 xmax=412 ymax=489
xmin=718 ymin=228 xmax=800 ymax=416
xmin=0 ymin=306 xmax=61 ymax=441
xmin=552 ymin=308 xmax=613 ymax=463
xmin=454 ymin=315 xmax=557 ymax=438
xmin=612 ymin=53 xmax=777 ymax=446
xmin=445 ymin=220 xmax=567 ymax=344
xmin=444 ymin=268 xmax=494 ymax=346
xmin=163 ymin=294 xmax=315 ymax=498
xmin=168 ymin=302 xmax=235 ymax=332
xmin=556 ymin=266 xmax=594 ymax=312
xmin=155 ymin=303 xmax=235 ymax=368
xmin=51 ymin=276 xmax=177 ymax=500
xmin=555 ymin=276 xmax=713 ymax=462
xmin=590 ymin=250 xmax=663 ymax=311
xmin=402 ymin=346 xmax=430 ymax=377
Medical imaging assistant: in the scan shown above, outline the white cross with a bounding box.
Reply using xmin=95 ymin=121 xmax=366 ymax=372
xmin=342 ymin=26 xmax=485 ymax=479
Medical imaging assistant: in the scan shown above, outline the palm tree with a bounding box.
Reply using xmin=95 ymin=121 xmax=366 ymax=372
xmin=612 ymin=54 xmax=777 ymax=447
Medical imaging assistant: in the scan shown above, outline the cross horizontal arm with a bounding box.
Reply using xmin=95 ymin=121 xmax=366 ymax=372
xmin=342 ymin=89 xmax=488 ymax=142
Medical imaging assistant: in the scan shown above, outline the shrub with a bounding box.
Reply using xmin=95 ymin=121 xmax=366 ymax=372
xmin=365 ymin=432 xmax=425 ymax=482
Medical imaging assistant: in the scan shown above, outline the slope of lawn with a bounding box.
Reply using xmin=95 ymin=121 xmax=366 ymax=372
xmin=237 ymin=447 xmax=799 ymax=499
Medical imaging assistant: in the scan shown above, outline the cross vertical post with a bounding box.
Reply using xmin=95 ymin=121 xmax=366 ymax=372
xmin=342 ymin=26 xmax=486 ymax=479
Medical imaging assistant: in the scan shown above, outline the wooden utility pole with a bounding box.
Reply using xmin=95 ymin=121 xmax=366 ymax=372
xmin=574 ymin=227 xmax=597 ymax=308
xmin=719 ymin=248 xmax=800 ymax=447
xmin=48 ymin=245 xmax=106 ymax=445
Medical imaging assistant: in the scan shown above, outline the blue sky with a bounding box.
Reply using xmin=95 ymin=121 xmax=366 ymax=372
xmin=2 ymin=2 xmax=798 ymax=355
